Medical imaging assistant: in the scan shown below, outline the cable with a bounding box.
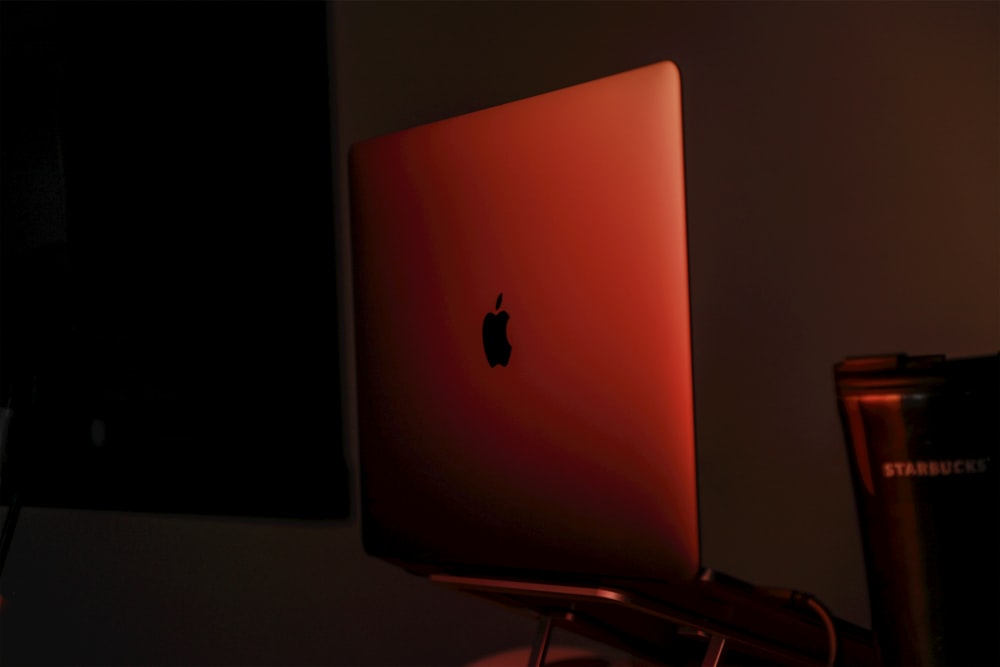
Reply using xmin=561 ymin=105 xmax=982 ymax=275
xmin=0 ymin=492 xmax=21 ymax=581
xmin=0 ymin=399 xmax=10 ymax=494
xmin=758 ymin=587 xmax=838 ymax=667
xmin=0 ymin=401 xmax=19 ymax=582
xmin=803 ymin=594 xmax=838 ymax=667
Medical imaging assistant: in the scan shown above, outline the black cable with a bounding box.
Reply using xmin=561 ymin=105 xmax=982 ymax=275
xmin=0 ymin=492 xmax=22 ymax=581
xmin=758 ymin=587 xmax=838 ymax=667
xmin=803 ymin=594 xmax=838 ymax=667
xmin=0 ymin=402 xmax=19 ymax=582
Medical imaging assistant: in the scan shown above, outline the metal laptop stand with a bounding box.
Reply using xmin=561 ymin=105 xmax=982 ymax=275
xmin=526 ymin=612 xmax=723 ymax=667
xmin=430 ymin=571 xmax=870 ymax=667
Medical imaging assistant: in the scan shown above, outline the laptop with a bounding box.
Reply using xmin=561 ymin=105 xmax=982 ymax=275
xmin=348 ymin=61 xmax=872 ymax=665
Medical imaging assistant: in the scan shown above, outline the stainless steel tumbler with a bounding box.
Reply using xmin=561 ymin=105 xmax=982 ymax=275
xmin=834 ymin=353 xmax=999 ymax=666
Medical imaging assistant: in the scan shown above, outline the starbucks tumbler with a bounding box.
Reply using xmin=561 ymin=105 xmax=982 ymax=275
xmin=834 ymin=353 xmax=999 ymax=666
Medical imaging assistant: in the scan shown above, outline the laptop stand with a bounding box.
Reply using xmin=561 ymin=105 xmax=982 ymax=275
xmin=525 ymin=614 xmax=726 ymax=667
xmin=430 ymin=572 xmax=873 ymax=666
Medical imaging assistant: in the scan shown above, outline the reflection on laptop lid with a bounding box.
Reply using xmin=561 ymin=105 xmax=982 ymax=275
xmin=348 ymin=61 xmax=873 ymax=664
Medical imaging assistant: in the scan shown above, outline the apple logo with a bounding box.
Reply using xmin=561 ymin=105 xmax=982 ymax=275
xmin=482 ymin=292 xmax=512 ymax=367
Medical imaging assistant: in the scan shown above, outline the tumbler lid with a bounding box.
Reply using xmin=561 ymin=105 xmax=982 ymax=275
xmin=834 ymin=353 xmax=999 ymax=395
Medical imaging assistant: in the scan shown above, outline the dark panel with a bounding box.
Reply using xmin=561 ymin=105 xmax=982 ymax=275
xmin=1 ymin=1 xmax=348 ymax=518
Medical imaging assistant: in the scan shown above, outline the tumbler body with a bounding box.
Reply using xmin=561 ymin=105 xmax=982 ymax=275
xmin=835 ymin=354 xmax=999 ymax=666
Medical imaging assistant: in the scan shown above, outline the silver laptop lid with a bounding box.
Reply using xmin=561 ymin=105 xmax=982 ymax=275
xmin=349 ymin=61 xmax=698 ymax=584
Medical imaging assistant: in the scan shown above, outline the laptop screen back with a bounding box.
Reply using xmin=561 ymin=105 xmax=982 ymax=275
xmin=349 ymin=61 xmax=699 ymax=585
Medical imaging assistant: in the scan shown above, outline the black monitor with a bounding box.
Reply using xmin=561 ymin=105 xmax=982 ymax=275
xmin=0 ymin=2 xmax=348 ymax=519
